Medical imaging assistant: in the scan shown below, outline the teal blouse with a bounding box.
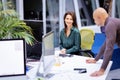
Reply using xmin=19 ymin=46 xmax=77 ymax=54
xmin=60 ymin=27 xmax=81 ymax=55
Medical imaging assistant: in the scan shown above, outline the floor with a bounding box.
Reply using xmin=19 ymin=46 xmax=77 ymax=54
xmin=106 ymin=69 xmax=120 ymax=80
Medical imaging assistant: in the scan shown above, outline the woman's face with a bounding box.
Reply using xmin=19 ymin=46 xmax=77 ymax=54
xmin=64 ymin=14 xmax=73 ymax=27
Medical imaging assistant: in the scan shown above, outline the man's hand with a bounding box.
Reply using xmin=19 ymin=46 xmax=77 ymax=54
xmin=90 ymin=69 xmax=105 ymax=77
xmin=86 ymin=58 xmax=96 ymax=63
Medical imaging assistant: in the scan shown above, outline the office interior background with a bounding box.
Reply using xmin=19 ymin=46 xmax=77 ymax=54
xmin=1 ymin=0 xmax=120 ymax=59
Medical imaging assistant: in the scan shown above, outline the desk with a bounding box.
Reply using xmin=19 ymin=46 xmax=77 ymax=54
xmin=49 ymin=55 xmax=112 ymax=80
xmin=27 ymin=51 xmax=112 ymax=80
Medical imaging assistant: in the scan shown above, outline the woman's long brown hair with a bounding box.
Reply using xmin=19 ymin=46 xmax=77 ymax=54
xmin=63 ymin=11 xmax=78 ymax=33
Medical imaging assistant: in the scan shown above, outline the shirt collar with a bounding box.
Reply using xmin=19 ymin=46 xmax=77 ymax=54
xmin=104 ymin=17 xmax=109 ymax=26
xmin=64 ymin=26 xmax=75 ymax=31
xmin=71 ymin=27 xmax=74 ymax=31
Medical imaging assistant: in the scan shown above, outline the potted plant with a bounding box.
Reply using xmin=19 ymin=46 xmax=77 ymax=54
xmin=0 ymin=1 xmax=35 ymax=45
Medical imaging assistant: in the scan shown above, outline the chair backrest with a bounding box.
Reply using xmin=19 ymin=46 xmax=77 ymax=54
xmin=80 ymin=28 xmax=95 ymax=50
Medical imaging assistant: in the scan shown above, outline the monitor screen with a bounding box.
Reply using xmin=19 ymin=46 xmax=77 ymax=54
xmin=0 ymin=39 xmax=26 ymax=77
xmin=43 ymin=31 xmax=54 ymax=56
xmin=37 ymin=31 xmax=55 ymax=77
xmin=43 ymin=31 xmax=55 ymax=73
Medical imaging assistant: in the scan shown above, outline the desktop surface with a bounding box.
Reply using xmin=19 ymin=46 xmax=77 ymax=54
xmin=27 ymin=51 xmax=112 ymax=80
xmin=49 ymin=55 xmax=112 ymax=80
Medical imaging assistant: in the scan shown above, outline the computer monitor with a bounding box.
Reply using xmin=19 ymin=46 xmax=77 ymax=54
xmin=0 ymin=39 xmax=27 ymax=80
xmin=37 ymin=31 xmax=55 ymax=78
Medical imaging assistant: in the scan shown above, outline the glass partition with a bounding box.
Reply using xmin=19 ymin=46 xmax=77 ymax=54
xmin=77 ymin=0 xmax=97 ymax=26
xmin=46 ymin=0 xmax=59 ymax=47
xmin=1 ymin=0 xmax=16 ymax=10
xmin=115 ymin=0 xmax=120 ymax=18
xmin=64 ymin=0 xmax=97 ymax=27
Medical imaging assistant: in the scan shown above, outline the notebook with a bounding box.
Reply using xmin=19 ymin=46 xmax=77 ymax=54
xmin=0 ymin=39 xmax=27 ymax=80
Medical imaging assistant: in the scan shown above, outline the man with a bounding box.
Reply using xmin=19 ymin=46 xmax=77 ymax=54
xmin=86 ymin=7 xmax=120 ymax=77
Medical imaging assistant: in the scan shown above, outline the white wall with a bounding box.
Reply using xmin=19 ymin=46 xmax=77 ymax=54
xmin=80 ymin=25 xmax=102 ymax=33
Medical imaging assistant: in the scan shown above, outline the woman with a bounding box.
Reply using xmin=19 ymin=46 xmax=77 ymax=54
xmin=60 ymin=11 xmax=81 ymax=55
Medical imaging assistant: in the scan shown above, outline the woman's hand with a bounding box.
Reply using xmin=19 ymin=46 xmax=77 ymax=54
xmin=60 ymin=48 xmax=66 ymax=54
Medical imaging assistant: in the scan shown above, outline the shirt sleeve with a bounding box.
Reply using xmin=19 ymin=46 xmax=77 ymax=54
xmin=99 ymin=22 xmax=116 ymax=70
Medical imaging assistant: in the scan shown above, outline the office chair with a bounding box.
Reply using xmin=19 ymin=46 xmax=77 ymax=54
xmin=80 ymin=28 xmax=95 ymax=58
